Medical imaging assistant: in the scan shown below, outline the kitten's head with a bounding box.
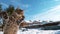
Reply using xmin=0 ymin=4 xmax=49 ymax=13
xmin=11 ymin=9 xmax=25 ymax=25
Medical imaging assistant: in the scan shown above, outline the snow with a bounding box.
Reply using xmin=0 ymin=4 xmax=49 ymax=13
xmin=17 ymin=29 xmax=60 ymax=34
xmin=0 ymin=31 xmax=3 ymax=34
xmin=0 ymin=29 xmax=60 ymax=34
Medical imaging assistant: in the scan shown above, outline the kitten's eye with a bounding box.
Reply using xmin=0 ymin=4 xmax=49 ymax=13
xmin=4 ymin=16 xmax=8 ymax=19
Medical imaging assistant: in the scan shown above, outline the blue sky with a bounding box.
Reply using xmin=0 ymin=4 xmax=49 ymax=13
xmin=0 ymin=0 xmax=60 ymax=21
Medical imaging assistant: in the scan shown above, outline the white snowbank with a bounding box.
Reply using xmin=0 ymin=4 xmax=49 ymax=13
xmin=0 ymin=29 xmax=60 ymax=34
xmin=0 ymin=31 xmax=3 ymax=34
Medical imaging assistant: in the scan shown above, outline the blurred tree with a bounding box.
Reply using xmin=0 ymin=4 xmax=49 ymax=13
xmin=0 ymin=4 xmax=2 ymax=12
xmin=6 ymin=5 xmax=15 ymax=15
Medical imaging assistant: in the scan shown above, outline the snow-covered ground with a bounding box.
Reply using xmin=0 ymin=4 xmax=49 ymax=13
xmin=0 ymin=31 xmax=3 ymax=34
xmin=1 ymin=29 xmax=60 ymax=34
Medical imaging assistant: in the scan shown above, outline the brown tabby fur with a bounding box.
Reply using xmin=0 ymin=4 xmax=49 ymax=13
xmin=1 ymin=9 xmax=24 ymax=34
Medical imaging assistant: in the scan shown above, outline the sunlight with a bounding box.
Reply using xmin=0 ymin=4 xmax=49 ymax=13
xmin=32 ymin=5 xmax=60 ymax=21
xmin=54 ymin=0 xmax=59 ymax=1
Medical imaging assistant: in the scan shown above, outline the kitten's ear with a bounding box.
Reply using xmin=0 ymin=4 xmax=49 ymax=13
xmin=15 ymin=8 xmax=23 ymax=14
